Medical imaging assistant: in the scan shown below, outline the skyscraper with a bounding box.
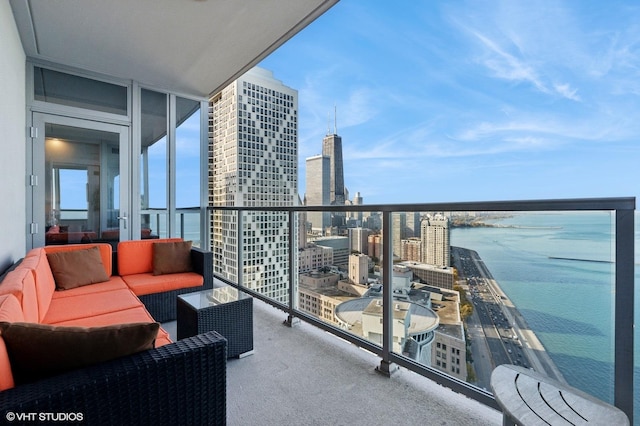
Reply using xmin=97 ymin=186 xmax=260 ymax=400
xmin=209 ymin=67 xmax=298 ymax=303
xmin=348 ymin=227 xmax=371 ymax=254
xmin=420 ymin=213 xmax=450 ymax=267
xmin=322 ymin=126 xmax=346 ymax=228
xmin=322 ymin=132 xmax=345 ymax=206
xmin=305 ymin=154 xmax=330 ymax=233
xmin=392 ymin=212 xmax=407 ymax=258
xmin=352 ymin=191 xmax=363 ymax=224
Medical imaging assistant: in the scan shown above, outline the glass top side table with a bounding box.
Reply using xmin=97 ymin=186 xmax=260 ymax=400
xmin=177 ymin=283 xmax=254 ymax=358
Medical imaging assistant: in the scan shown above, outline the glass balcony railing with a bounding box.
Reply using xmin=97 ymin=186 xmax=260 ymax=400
xmin=205 ymin=197 xmax=635 ymax=422
xmin=141 ymin=207 xmax=202 ymax=248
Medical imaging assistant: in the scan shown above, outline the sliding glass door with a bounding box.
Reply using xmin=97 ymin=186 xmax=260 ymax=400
xmin=30 ymin=114 xmax=130 ymax=248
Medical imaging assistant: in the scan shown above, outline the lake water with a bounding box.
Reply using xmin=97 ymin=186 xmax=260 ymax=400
xmin=450 ymin=211 xmax=638 ymax=417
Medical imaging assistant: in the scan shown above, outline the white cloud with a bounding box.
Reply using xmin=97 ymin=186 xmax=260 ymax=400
xmin=553 ymin=83 xmax=581 ymax=101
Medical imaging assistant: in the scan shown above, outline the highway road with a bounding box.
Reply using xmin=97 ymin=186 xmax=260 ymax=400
xmin=451 ymin=246 xmax=565 ymax=389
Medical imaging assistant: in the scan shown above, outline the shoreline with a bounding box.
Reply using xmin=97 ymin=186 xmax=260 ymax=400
xmin=456 ymin=247 xmax=566 ymax=384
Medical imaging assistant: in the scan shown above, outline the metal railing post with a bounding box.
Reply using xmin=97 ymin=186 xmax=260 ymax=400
xmin=180 ymin=212 xmax=185 ymax=239
xmin=237 ymin=209 xmax=243 ymax=289
xmin=284 ymin=210 xmax=297 ymax=327
xmin=377 ymin=209 xmax=398 ymax=376
xmin=615 ymin=207 xmax=635 ymax=423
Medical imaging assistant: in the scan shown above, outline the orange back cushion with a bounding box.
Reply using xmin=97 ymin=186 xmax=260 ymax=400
xmin=117 ymin=238 xmax=182 ymax=276
xmin=18 ymin=249 xmax=56 ymax=322
xmin=0 ymin=294 xmax=25 ymax=391
xmin=0 ymin=267 xmax=39 ymax=322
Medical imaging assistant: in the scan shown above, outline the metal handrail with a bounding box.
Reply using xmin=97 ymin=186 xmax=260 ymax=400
xmin=206 ymin=196 xmax=635 ymax=421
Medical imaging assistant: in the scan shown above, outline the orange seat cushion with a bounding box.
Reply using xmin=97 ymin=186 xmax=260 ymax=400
xmin=121 ymin=272 xmax=203 ymax=296
xmin=51 ymin=277 xmax=129 ymax=299
xmin=50 ymin=306 xmax=172 ymax=347
xmin=117 ymin=238 xmax=182 ymax=276
xmin=42 ymin=288 xmax=142 ymax=325
xmin=0 ymin=294 xmax=23 ymax=391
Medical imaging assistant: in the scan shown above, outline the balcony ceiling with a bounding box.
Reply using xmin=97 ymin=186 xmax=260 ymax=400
xmin=10 ymin=0 xmax=338 ymax=98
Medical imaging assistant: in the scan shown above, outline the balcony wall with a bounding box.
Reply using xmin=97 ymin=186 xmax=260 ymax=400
xmin=0 ymin=1 xmax=27 ymax=272
xmin=207 ymin=197 xmax=635 ymax=423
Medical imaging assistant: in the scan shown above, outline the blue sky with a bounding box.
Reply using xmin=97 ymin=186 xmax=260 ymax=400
xmin=259 ymin=0 xmax=640 ymax=205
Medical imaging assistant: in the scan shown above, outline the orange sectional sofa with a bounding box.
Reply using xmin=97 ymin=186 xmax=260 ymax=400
xmin=116 ymin=238 xmax=213 ymax=322
xmin=0 ymin=241 xmax=226 ymax=424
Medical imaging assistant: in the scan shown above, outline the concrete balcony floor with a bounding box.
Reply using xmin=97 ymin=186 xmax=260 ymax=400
xmin=165 ymin=298 xmax=502 ymax=425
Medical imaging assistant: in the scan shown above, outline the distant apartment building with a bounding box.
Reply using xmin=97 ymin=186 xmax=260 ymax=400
xmin=311 ymin=235 xmax=349 ymax=267
xmin=405 ymin=212 xmax=422 ymax=238
xmin=368 ymin=233 xmax=382 ymax=260
xmin=392 ymin=213 xmax=407 ymax=258
xmin=401 ymin=237 xmax=422 ymax=262
xmin=298 ymin=271 xmax=352 ymax=325
xmin=348 ymin=227 xmax=371 ymax=254
xmin=427 ymin=287 xmax=467 ymax=381
xmin=363 ymin=211 xmax=382 ymax=231
xmin=349 ymin=253 xmax=370 ymax=285
xmin=350 ymin=191 xmax=364 ymax=225
xmin=209 ymin=67 xmax=298 ymax=303
xmin=433 ymin=331 xmax=466 ymax=381
xmin=421 ymin=213 xmax=450 ymax=267
xmin=298 ymin=243 xmax=333 ymax=273
xmin=400 ymin=261 xmax=455 ymax=290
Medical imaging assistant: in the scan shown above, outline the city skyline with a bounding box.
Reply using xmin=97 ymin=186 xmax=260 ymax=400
xmin=259 ymin=1 xmax=640 ymax=205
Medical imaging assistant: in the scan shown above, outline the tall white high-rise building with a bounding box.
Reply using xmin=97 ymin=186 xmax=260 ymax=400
xmin=209 ymin=67 xmax=298 ymax=303
xmin=420 ymin=213 xmax=450 ymax=267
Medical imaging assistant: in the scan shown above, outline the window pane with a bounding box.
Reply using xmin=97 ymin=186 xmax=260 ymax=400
xmin=44 ymin=124 xmax=119 ymax=245
xmin=34 ymin=67 xmax=127 ymax=115
xmin=176 ymin=97 xmax=201 ymax=208
xmin=176 ymin=97 xmax=201 ymax=246
xmin=141 ymin=89 xmax=167 ymax=235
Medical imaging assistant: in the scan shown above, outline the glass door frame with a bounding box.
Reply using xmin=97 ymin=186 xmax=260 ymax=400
xmin=29 ymin=113 xmax=132 ymax=249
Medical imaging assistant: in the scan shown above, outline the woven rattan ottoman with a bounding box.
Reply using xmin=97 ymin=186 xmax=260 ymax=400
xmin=177 ymin=284 xmax=254 ymax=358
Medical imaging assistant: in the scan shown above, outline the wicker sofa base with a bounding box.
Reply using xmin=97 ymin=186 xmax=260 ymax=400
xmin=0 ymin=331 xmax=227 ymax=425
xmin=122 ymin=245 xmax=214 ymax=323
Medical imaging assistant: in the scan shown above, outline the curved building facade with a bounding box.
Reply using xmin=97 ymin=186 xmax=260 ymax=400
xmin=335 ymin=297 xmax=439 ymax=366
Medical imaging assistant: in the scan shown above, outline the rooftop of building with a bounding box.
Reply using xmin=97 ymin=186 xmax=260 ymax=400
xmin=418 ymin=284 xmax=464 ymax=340
xmin=336 ymin=297 xmax=439 ymax=335
xmin=399 ymin=261 xmax=454 ymax=274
